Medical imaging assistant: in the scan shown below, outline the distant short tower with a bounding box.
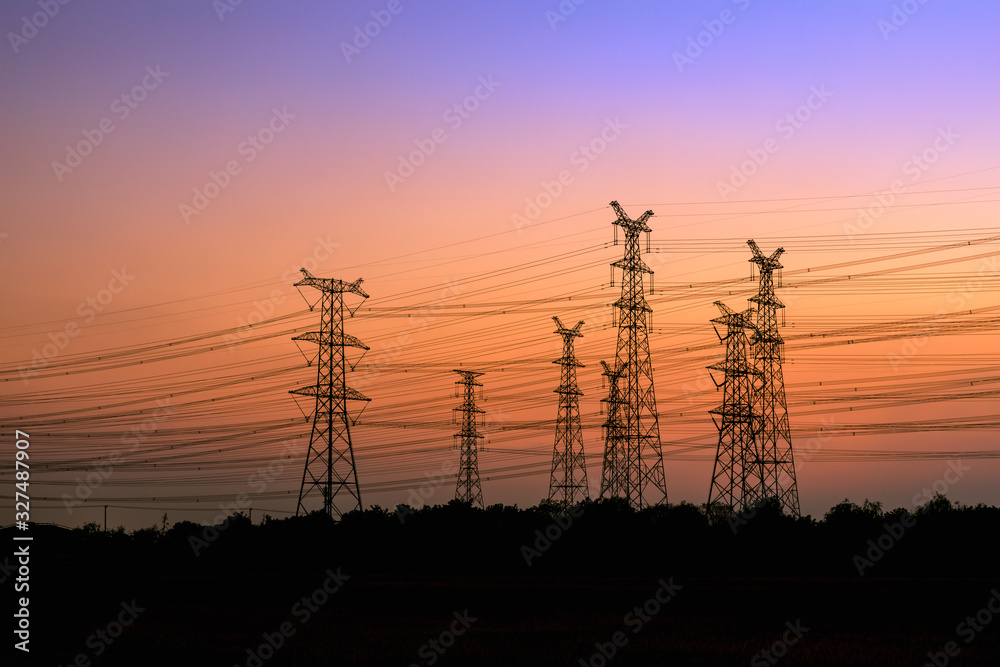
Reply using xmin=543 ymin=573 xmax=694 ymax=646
xmin=453 ymin=370 xmax=486 ymax=508
xmin=547 ymin=317 xmax=589 ymax=505
xmin=707 ymin=301 xmax=763 ymax=514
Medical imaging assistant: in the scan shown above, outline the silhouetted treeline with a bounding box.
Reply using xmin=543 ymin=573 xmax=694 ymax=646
xmin=13 ymin=494 xmax=999 ymax=579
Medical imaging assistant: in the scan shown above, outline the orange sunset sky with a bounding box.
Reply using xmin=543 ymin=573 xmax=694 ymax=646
xmin=2 ymin=1 xmax=1000 ymax=528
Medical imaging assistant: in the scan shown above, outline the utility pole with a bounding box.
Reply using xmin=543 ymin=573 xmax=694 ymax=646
xmin=453 ymin=370 xmax=485 ymax=509
xmin=707 ymin=301 xmax=763 ymax=514
xmin=748 ymin=240 xmax=800 ymax=516
xmin=547 ymin=317 xmax=589 ymax=505
xmin=599 ymin=201 xmax=668 ymax=508
xmin=290 ymin=268 xmax=370 ymax=519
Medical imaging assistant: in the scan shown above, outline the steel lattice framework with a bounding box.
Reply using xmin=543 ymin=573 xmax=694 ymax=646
xmin=290 ymin=269 xmax=370 ymax=518
xmin=598 ymin=360 xmax=626 ymax=499
xmin=707 ymin=301 xmax=763 ymax=513
xmin=598 ymin=201 xmax=668 ymax=508
xmin=453 ymin=369 xmax=485 ymax=508
xmin=547 ymin=317 xmax=589 ymax=505
xmin=748 ymin=240 xmax=801 ymax=516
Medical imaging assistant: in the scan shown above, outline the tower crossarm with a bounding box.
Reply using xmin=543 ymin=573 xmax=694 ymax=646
xmin=747 ymin=240 xmax=784 ymax=272
xmin=708 ymin=358 xmax=759 ymax=377
xmin=600 ymin=360 xmax=624 ymax=381
xmin=709 ymin=404 xmax=757 ymax=421
xmin=290 ymin=385 xmax=371 ymax=401
xmin=293 ymin=331 xmax=370 ymax=350
xmin=295 ymin=269 xmax=370 ymax=298
xmin=452 ymin=369 xmax=485 ymax=385
xmin=711 ymin=301 xmax=758 ymax=333
xmin=452 ymin=405 xmax=485 ymax=414
xmin=749 ymin=292 xmax=785 ymax=309
xmin=714 ymin=300 xmax=737 ymax=318
xmin=613 ymin=295 xmax=652 ymax=313
xmin=553 ymin=316 xmax=585 ymax=337
xmin=612 ymin=255 xmax=653 ymax=275
xmin=610 ymin=200 xmax=653 ymax=236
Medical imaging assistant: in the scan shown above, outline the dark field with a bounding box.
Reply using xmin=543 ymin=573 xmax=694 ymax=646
xmin=11 ymin=499 xmax=1000 ymax=666
xmin=24 ymin=573 xmax=1000 ymax=666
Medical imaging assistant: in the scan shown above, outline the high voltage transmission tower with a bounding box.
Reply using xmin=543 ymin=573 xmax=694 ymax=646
xmin=748 ymin=240 xmax=800 ymax=516
xmin=453 ymin=369 xmax=485 ymax=509
xmin=547 ymin=317 xmax=589 ymax=505
xmin=707 ymin=301 xmax=763 ymax=513
xmin=289 ymin=269 xmax=370 ymax=519
xmin=599 ymin=360 xmax=626 ymax=499
xmin=598 ymin=201 xmax=668 ymax=509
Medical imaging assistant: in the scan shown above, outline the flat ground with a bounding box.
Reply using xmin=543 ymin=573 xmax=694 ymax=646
xmin=23 ymin=572 xmax=1000 ymax=666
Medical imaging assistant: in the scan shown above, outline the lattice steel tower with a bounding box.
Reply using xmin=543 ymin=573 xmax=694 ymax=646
xmin=598 ymin=201 xmax=668 ymax=508
xmin=707 ymin=301 xmax=763 ymax=513
xmin=290 ymin=269 xmax=370 ymax=518
xmin=598 ymin=360 xmax=626 ymax=499
xmin=748 ymin=240 xmax=800 ymax=516
xmin=453 ymin=370 xmax=485 ymax=509
xmin=547 ymin=317 xmax=589 ymax=505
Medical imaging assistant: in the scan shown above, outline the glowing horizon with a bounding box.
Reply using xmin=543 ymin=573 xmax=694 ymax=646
xmin=3 ymin=1 xmax=1000 ymax=528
